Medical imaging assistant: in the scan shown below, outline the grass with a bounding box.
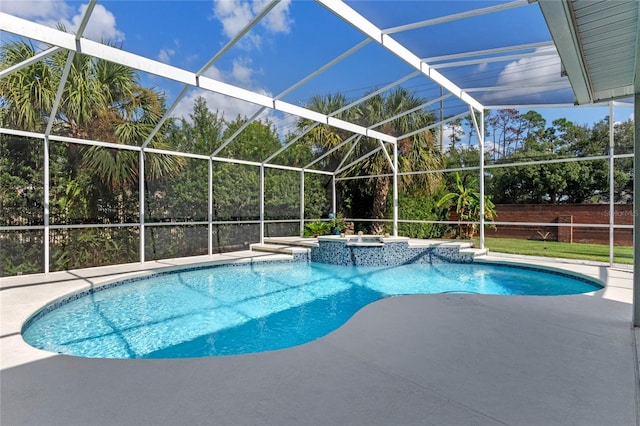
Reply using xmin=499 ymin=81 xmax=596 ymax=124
xmin=473 ymin=237 xmax=633 ymax=265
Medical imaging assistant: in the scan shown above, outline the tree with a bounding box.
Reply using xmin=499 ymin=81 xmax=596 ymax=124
xmin=1 ymin=36 xmax=181 ymax=271
xmin=487 ymin=115 xmax=614 ymax=204
xmin=300 ymin=88 xmax=445 ymax=233
xmin=487 ymin=109 xmax=522 ymax=159
xmin=173 ymin=97 xmax=225 ymax=155
xmin=1 ymin=38 xmax=182 ymax=195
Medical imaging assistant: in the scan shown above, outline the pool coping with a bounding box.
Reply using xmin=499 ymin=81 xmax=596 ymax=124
xmin=1 ymin=247 xmax=636 ymax=425
xmin=1 ymin=250 xmax=295 ymax=368
xmin=19 ymin=252 xmax=607 ymax=355
xmin=1 ymin=247 xmax=630 ymax=369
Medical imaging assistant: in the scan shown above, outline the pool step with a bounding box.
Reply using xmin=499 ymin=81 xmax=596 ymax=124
xmin=460 ymin=247 xmax=489 ymax=258
xmin=263 ymin=237 xmax=318 ymax=248
xmin=253 ymin=238 xmax=488 ymax=260
xmin=250 ymin=243 xmax=310 ymax=256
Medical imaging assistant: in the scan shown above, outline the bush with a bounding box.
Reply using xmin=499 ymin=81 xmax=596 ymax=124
xmin=303 ymin=221 xmax=331 ymax=237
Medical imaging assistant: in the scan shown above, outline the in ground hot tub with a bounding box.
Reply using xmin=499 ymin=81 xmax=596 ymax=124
xmin=310 ymin=235 xmax=474 ymax=266
xmin=346 ymin=235 xmax=384 ymax=246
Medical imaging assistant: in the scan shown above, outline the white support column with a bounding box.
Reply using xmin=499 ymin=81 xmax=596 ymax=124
xmin=300 ymin=171 xmax=305 ymax=236
xmin=609 ymin=101 xmax=615 ymax=267
xmin=332 ymin=175 xmax=337 ymax=216
xmin=469 ymin=106 xmax=486 ymax=249
xmin=260 ymin=164 xmax=265 ymax=244
xmin=633 ymin=92 xmax=640 ymax=327
xmin=208 ymin=157 xmax=213 ymax=256
xmin=139 ymin=150 xmax=145 ymax=263
xmin=43 ymin=136 xmax=50 ymax=274
xmin=479 ymin=109 xmax=485 ymax=249
xmin=393 ymin=142 xmax=398 ymax=236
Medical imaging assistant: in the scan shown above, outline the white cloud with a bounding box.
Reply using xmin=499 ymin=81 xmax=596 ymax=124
xmin=212 ymin=0 xmax=292 ymax=49
xmin=202 ymin=66 xmax=225 ymax=81
xmin=258 ymin=0 xmax=292 ymax=34
xmin=496 ymin=47 xmax=562 ymax=86
xmin=173 ymin=64 xmax=271 ymax=123
xmin=231 ymin=57 xmax=255 ymax=84
xmin=1 ymin=1 xmax=123 ymax=43
xmin=0 ymin=0 xmax=68 ymax=20
xmin=214 ymin=0 xmax=255 ymax=39
xmin=484 ymin=47 xmax=565 ymax=103
xmin=174 ymin=88 xmax=266 ymax=126
xmin=174 ymin=89 xmax=301 ymax=145
xmin=158 ymin=48 xmax=175 ymax=64
xmin=157 ymin=40 xmax=180 ymax=64
xmin=72 ymin=4 xmax=124 ymax=42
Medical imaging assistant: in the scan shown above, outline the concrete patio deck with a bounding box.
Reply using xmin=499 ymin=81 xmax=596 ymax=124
xmin=1 ymin=250 xmax=637 ymax=426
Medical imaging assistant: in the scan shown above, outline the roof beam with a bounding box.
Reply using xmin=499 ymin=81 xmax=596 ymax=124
xmin=303 ymin=134 xmax=359 ymax=169
xmin=397 ymin=111 xmax=468 ymax=141
xmin=44 ymin=51 xmax=74 ymax=136
xmin=198 ymin=0 xmax=281 ymax=79
xmin=211 ymin=106 xmax=270 ymax=157
xmin=45 ymin=0 xmax=96 ymax=136
xmin=334 ymin=135 xmax=360 ymax=172
xmin=369 ymin=94 xmax=451 ymax=130
xmin=275 ymin=38 xmax=371 ymax=101
xmin=422 ymin=41 xmax=555 ymax=63
xmin=335 ymin=144 xmax=383 ymax=175
xmin=430 ymin=50 xmax=557 ymax=70
xmin=0 ymin=12 xmax=396 ymax=145
xmin=316 ymin=0 xmax=483 ymax=112
xmin=75 ymin=0 xmax=97 ymax=40
xmin=142 ymin=0 xmax=280 ymax=149
xmin=0 ymin=46 xmax=63 ymax=79
xmin=215 ymin=38 xmax=375 ymax=160
xmin=331 ymin=70 xmax=421 ymax=116
xmin=382 ymin=0 xmax=530 ymax=35
xmin=463 ymin=80 xmax=570 ymax=93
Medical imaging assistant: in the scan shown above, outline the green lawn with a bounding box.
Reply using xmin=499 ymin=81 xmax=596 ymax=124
xmin=473 ymin=237 xmax=633 ymax=265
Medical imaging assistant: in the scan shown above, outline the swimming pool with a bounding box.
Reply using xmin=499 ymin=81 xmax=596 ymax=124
xmin=22 ymin=261 xmax=602 ymax=359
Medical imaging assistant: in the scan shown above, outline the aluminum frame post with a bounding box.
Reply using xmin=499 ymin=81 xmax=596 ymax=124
xmin=260 ymin=164 xmax=265 ymax=244
xmin=609 ymin=101 xmax=615 ymax=266
xmin=332 ymin=175 xmax=337 ymax=216
xmin=300 ymin=171 xmax=305 ymax=236
xmin=469 ymin=106 xmax=485 ymax=249
xmin=479 ymin=109 xmax=485 ymax=249
xmin=393 ymin=142 xmax=399 ymax=236
xmin=139 ymin=150 xmax=145 ymax=263
xmin=208 ymin=157 xmax=213 ymax=256
xmin=633 ymin=92 xmax=640 ymax=327
xmin=43 ymin=136 xmax=50 ymax=273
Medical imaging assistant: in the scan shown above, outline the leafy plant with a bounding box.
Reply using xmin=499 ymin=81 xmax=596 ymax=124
xmin=437 ymin=172 xmax=496 ymax=239
xmin=303 ymin=221 xmax=331 ymax=237
xmin=329 ymin=213 xmax=347 ymax=234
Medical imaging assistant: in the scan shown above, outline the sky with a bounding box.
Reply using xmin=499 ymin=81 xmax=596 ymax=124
xmin=1 ymin=0 xmax=634 ymax=144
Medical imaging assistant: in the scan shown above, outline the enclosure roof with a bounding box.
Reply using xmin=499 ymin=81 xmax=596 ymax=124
xmin=0 ymin=0 xmax=638 ymax=169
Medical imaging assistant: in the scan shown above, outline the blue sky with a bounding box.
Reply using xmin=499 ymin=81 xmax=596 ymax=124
xmin=1 ymin=0 xmax=634 ymax=141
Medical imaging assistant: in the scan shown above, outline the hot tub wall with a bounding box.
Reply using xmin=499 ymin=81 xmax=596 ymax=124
xmin=310 ymin=240 xmax=473 ymax=266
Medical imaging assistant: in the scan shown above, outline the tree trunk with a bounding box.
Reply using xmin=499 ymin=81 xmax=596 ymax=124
xmin=370 ymin=177 xmax=390 ymax=234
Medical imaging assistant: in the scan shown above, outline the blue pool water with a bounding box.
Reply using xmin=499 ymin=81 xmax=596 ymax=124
xmin=22 ymin=261 xmax=601 ymax=359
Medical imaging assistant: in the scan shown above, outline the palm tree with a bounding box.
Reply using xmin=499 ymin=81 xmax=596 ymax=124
xmin=298 ymin=89 xmax=446 ymax=233
xmin=0 ymin=40 xmax=57 ymax=131
xmin=294 ymin=93 xmax=353 ymax=171
xmin=0 ymin=38 xmax=182 ymax=193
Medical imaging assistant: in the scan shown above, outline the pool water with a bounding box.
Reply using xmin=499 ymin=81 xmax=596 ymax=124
xmin=22 ymin=262 xmax=601 ymax=359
